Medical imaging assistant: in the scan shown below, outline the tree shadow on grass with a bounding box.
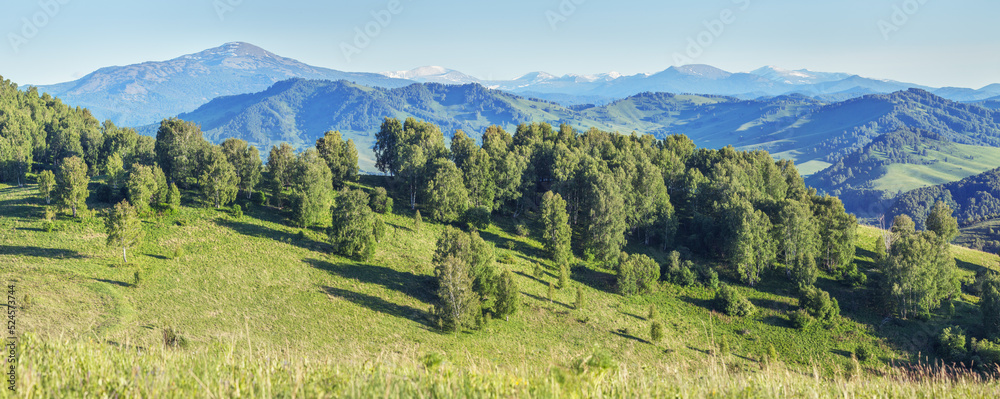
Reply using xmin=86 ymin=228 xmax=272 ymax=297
xmin=214 ymin=219 xmax=333 ymax=253
xmin=521 ymin=291 xmax=573 ymax=310
xmin=95 ymin=278 xmax=132 ymax=288
xmin=679 ymin=295 xmax=714 ymax=312
xmin=622 ymin=312 xmax=645 ymax=321
xmin=0 ymin=245 xmax=84 ymax=259
xmin=477 ymin=230 xmax=545 ymax=260
xmin=831 ymin=349 xmax=853 ymax=359
xmin=611 ymin=329 xmax=650 ymax=345
xmin=571 ymin=264 xmax=616 ymax=294
xmin=760 ymin=314 xmax=789 ymax=329
xmin=321 ymin=285 xmax=434 ymax=329
xmin=513 ymin=270 xmax=547 ymax=286
xmin=305 ymin=258 xmax=436 ymax=304
xmin=749 ymin=298 xmax=791 ymax=312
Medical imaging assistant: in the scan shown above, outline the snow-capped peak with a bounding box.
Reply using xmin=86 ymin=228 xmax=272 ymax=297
xmin=379 ymin=66 xmax=479 ymax=84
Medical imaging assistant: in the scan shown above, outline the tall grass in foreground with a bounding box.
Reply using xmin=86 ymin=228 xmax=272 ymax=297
xmin=5 ymin=334 xmax=1000 ymax=398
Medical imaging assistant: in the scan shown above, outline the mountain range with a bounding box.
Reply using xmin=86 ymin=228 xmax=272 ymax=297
xmin=27 ymin=42 xmax=1000 ymax=129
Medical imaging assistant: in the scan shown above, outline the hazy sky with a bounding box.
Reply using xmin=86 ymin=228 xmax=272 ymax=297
xmin=2 ymin=0 xmax=997 ymax=88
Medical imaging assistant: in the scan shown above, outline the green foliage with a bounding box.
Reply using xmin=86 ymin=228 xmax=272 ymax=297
xmin=812 ymin=195 xmax=858 ymax=272
xmin=133 ymin=269 xmax=142 ymax=288
xmin=433 ymin=254 xmax=479 ymax=332
xmin=615 ymin=253 xmax=659 ymax=296
xmin=104 ymin=152 xmax=125 ymax=191
xmin=971 ymin=338 xmax=1000 ymax=365
xmin=982 ymin=274 xmax=1000 ymax=338
xmin=154 ymin=118 xmax=208 ymax=186
xmin=704 ymin=268 xmax=720 ymax=290
xmin=791 ymin=254 xmax=818 ymax=288
xmin=777 ymin=198 xmax=820 ymax=280
xmin=329 ymin=188 xmax=377 ymax=260
xmin=715 ymin=284 xmax=755 ymax=317
xmin=266 ymin=143 xmax=296 ymax=208
xmin=220 ymin=138 xmax=262 ymax=200
xmin=799 ymin=285 xmax=840 ymax=322
xmin=880 ymin=213 xmax=959 ymax=318
xmin=36 ymin=169 xmax=55 ymax=204
xmin=424 ymin=158 xmax=469 ymax=223
xmin=574 ymin=286 xmax=584 ymax=310
xmin=105 ymin=200 xmax=142 ymax=264
xmin=650 ymin=321 xmax=664 ymax=343
xmin=126 ymin=163 xmax=158 ymax=213
xmin=541 ymin=191 xmax=572 ymax=266
xmin=557 ymin=262 xmax=571 ymax=289
xmin=936 ymin=326 xmax=967 ymax=362
xmin=200 ymin=146 xmax=239 ymax=209
xmin=765 ymin=344 xmax=779 ymax=365
xmin=733 ymin=202 xmax=776 ymax=287
xmin=166 ymin=183 xmax=181 ymax=210
xmin=855 ymin=345 xmax=871 ymax=362
xmin=315 ymin=131 xmax=359 ymax=186
xmin=291 ymin=149 xmax=334 ymax=227
xmin=580 ymin=160 xmax=628 ymax=266
xmin=232 ymin=204 xmax=243 ymax=220
xmin=533 ymin=262 xmax=544 ymax=279
xmin=494 ymin=268 xmax=520 ymax=320
xmin=647 ymin=304 xmax=659 ymax=321
xmin=161 ymin=327 xmax=187 ymax=349
xmin=789 ymin=309 xmax=814 ymax=330
xmin=369 ymin=187 xmax=393 ymax=214
xmin=56 ymin=156 xmax=89 ymax=218
xmin=464 ymin=206 xmax=491 ymax=230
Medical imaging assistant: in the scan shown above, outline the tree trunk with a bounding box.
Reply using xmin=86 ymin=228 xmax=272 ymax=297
xmin=72 ymin=205 xmax=78 ymax=218
xmin=123 ymin=246 xmax=128 ymax=264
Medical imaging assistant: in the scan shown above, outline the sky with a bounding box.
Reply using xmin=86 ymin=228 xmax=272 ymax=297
xmin=1 ymin=0 xmax=998 ymax=88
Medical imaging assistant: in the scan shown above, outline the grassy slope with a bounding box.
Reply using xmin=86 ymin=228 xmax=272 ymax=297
xmin=870 ymin=143 xmax=1000 ymax=193
xmin=3 ymin=181 xmax=1000 ymax=396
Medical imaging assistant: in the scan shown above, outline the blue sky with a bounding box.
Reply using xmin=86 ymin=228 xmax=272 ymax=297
xmin=1 ymin=0 xmax=997 ymax=88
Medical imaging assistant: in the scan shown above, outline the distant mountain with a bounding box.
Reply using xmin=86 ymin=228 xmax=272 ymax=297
xmin=807 ymin=128 xmax=1000 ymax=216
xmin=380 ymin=66 xmax=480 ymax=85
xmin=32 ymin=42 xmax=413 ymax=127
xmin=749 ymin=66 xmax=852 ymax=85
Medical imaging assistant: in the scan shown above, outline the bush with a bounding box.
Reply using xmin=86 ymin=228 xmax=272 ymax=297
xmin=764 ymin=344 xmax=779 ymax=365
xmin=162 ymin=327 xmax=186 ymax=348
xmin=650 ymin=321 xmax=664 ymax=343
xmin=133 ymin=270 xmax=142 ymax=288
xmin=533 ymin=263 xmax=544 ymax=279
xmin=971 ymin=338 xmax=1000 ymax=365
xmin=172 ymin=245 xmax=184 ymax=260
xmin=616 ymin=253 xmax=660 ymax=296
xmin=574 ymin=287 xmax=584 ymax=310
xmin=463 ymin=206 xmax=491 ymax=230
xmin=936 ymin=326 xmax=967 ymax=361
xmin=373 ymin=217 xmax=387 ymax=242
xmin=557 ymin=263 xmax=571 ymax=289
xmin=717 ymin=339 xmax=730 ymax=356
xmin=676 ymin=262 xmax=696 ymax=287
xmin=840 ymin=263 xmax=868 ymax=288
xmin=254 ymin=190 xmax=267 ymax=206
xmin=799 ymin=285 xmax=839 ymax=321
xmin=515 ymin=223 xmax=528 ymax=237
xmin=788 ymin=308 xmax=814 ymax=329
xmin=647 ymin=304 xmax=659 ymax=321
xmin=715 ymin=284 xmax=755 ymax=317
xmin=370 ymin=187 xmax=393 ymax=214
xmin=705 ymin=268 xmax=719 ymax=290
xmin=854 ymin=344 xmax=870 ymax=362
xmin=232 ymin=204 xmax=243 ymax=219
xmin=43 ymin=220 xmax=54 ymax=232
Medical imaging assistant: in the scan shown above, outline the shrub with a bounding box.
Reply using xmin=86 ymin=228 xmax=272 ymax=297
xmin=133 ymin=270 xmax=142 ymax=288
xmin=533 ymin=263 xmax=544 ymax=279
xmin=421 ymin=352 xmax=445 ymax=371
xmin=789 ymin=308 xmax=814 ymax=329
xmin=715 ymin=284 xmax=755 ymax=317
xmin=854 ymin=344 xmax=870 ymax=362
xmin=162 ymin=327 xmax=186 ymax=348
xmin=839 ymin=263 xmax=868 ymax=288
xmin=232 ymin=204 xmax=243 ymax=219
xmin=43 ymin=220 xmax=54 ymax=233
xmin=799 ymin=285 xmax=839 ymax=321
xmin=717 ymin=339 xmax=730 ymax=356
xmin=650 ymin=321 xmax=664 ymax=343
xmin=616 ymin=253 xmax=660 ymax=296
xmin=574 ymin=287 xmax=584 ymax=310
xmin=370 ymin=187 xmax=393 ymax=214
xmin=764 ymin=344 xmax=779 ymax=364
xmin=647 ymin=304 xmax=659 ymax=321
xmin=464 ymin=206 xmax=491 ymax=229
xmin=936 ymin=326 xmax=967 ymax=361
xmin=557 ymin=263 xmax=571 ymax=289
xmin=971 ymin=338 xmax=1000 ymax=365
xmin=677 ymin=262 xmax=696 ymax=287
xmin=548 ymin=281 xmax=555 ymax=303
xmin=172 ymin=245 xmax=185 ymax=260
xmin=20 ymin=294 xmax=32 ymax=311
xmin=373 ymin=217 xmax=387 ymax=242
xmin=705 ymin=268 xmax=719 ymax=290
xmin=515 ymin=223 xmax=528 ymax=237
xmin=254 ymin=190 xmax=267 ymax=206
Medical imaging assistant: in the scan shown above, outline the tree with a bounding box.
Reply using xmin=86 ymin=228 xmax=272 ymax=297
xmin=778 ymin=199 xmax=819 ymax=275
xmin=494 ymin=268 xmax=520 ymax=321
xmin=370 ymin=187 xmax=393 ymax=214
xmin=56 ymin=156 xmax=89 ymax=218
xmin=462 ymin=148 xmax=496 ymax=210
xmin=151 ymin=165 xmax=168 ymax=206
xmin=541 ymin=191 xmax=573 ymax=266
xmin=105 ymin=200 xmax=142 ymax=264
xmin=811 ymin=195 xmax=858 ymax=272
xmin=221 ymin=138 xmax=262 ymax=200
xmin=651 ymin=321 xmax=664 ymax=343
xmin=398 ymin=144 xmax=427 ymax=210
xmin=799 ymin=285 xmax=839 ymax=321
xmin=580 ymin=160 xmax=627 ymax=266
xmin=982 ymin=275 xmax=1000 ymax=338
xmin=37 ymin=170 xmax=55 ymax=204
xmin=433 ymin=255 xmax=479 ymax=332
xmin=715 ymin=284 xmax=755 ymax=317
xmin=154 ymin=118 xmax=207 ymax=186
xmin=291 ymin=149 xmax=334 ymax=227
xmin=126 ymin=164 xmax=157 ymax=213
xmin=105 ymin=152 xmax=124 ymax=192
xmin=329 ymin=189 xmax=378 ymax=260
xmin=881 ymin=214 xmax=957 ymax=318
xmin=450 ymin=129 xmax=477 ymax=170
xmin=616 ymin=253 xmax=660 ymax=296
xmin=733 ymin=202 xmax=775 ymax=287
xmin=266 ymin=143 xmax=296 ymax=208
xmin=166 ymin=183 xmax=181 ymax=210
xmin=316 ymin=131 xmax=358 ymax=186
xmin=423 ymin=158 xmax=469 ymax=223
xmin=374 ymin=117 xmax=404 ymax=175
xmin=199 ymin=147 xmax=239 ymax=208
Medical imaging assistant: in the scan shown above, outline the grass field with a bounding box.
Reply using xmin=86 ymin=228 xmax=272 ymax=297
xmin=2 ymin=179 xmax=1000 ymax=397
